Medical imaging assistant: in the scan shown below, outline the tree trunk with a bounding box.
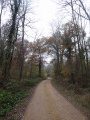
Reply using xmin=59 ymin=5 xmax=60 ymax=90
xmin=0 ymin=2 xmax=3 ymax=67
xmin=39 ymin=55 xmax=42 ymax=77
xmin=30 ymin=63 xmax=33 ymax=78
xmin=1 ymin=0 xmax=21 ymax=83
xmin=19 ymin=12 xmax=25 ymax=80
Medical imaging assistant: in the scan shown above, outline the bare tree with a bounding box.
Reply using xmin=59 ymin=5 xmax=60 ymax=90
xmin=62 ymin=0 xmax=90 ymax=21
xmin=19 ymin=0 xmax=28 ymax=80
xmin=1 ymin=0 xmax=21 ymax=83
xmin=0 ymin=0 xmax=6 ymax=66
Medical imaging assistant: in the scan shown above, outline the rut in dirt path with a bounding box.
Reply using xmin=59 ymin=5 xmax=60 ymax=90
xmin=22 ymin=78 xmax=87 ymax=120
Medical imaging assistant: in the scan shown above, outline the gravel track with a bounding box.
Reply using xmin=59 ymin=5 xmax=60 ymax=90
xmin=22 ymin=78 xmax=87 ymax=120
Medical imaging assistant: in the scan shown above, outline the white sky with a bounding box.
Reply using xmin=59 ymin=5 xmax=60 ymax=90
xmin=28 ymin=0 xmax=59 ymax=40
xmin=27 ymin=0 xmax=73 ymax=42
xmin=1 ymin=0 xmax=90 ymax=40
xmin=32 ymin=0 xmax=75 ymax=40
xmin=27 ymin=0 xmax=90 ymax=41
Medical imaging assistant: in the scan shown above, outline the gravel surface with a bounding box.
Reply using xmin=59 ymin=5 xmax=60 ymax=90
xmin=22 ymin=78 xmax=87 ymax=120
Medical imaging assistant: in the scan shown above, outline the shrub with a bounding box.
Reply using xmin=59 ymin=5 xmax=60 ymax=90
xmin=0 ymin=89 xmax=27 ymax=116
xmin=79 ymin=94 xmax=90 ymax=109
xmin=0 ymin=77 xmax=43 ymax=116
xmin=0 ymin=90 xmax=14 ymax=116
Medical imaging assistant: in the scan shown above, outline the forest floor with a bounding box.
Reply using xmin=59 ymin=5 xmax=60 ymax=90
xmin=52 ymin=78 xmax=90 ymax=120
xmin=3 ymin=86 xmax=36 ymax=120
xmin=22 ymin=78 xmax=87 ymax=120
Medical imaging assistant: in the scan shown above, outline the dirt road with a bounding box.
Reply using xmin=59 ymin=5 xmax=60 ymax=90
xmin=22 ymin=78 xmax=87 ymax=120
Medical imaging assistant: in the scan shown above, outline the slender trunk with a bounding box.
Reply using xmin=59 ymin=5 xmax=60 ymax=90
xmin=84 ymin=44 xmax=88 ymax=87
xmin=39 ymin=52 xmax=42 ymax=77
xmin=57 ymin=48 xmax=61 ymax=74
xmin=19 ymin=15 xmax=25 ymax=80
xmin=60 ymin=49 xmax=63 ymax=69
xmin=79 ymin=0 xmax=90 ymax=20
xmin=85 ymin=47 xmax=89 ymax=70
xmin=57 ymin=50 xmax=59 ymax=65
xmin=0 ymin=12 xmax=1 ymax=41
xmin=19 ymin=0 xmax=27 ymax=80
xmin=0 ymin=0 xmax=2 ymax=42
xmin=0 ymin=2 xmax=3 ymax=67
xmin=30 ymin=62 xmax=33 ymax=78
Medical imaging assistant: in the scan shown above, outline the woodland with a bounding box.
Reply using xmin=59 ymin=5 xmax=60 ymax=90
xmin=0 ymin=0 xmax=90 ymax=118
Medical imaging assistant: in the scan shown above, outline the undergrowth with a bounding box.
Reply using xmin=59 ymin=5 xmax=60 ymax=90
xmin=52 ymin=78 xmax=90 ymax=111
xmin=0 ymin=77 xmax=43 ymax=118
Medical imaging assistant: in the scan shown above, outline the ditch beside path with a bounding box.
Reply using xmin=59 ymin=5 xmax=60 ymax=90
xmin=22 ymin=78 xmax=87 ymax=120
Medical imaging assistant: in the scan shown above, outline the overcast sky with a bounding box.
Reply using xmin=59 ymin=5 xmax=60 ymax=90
xmin=26 ymin=0 xmax=59 ymax=41
xmin=33 ymin=0 xmax=58 ymax=35
xmin=25 ymin=0 xmax=90 ymax=41
xmin=1 ymin=0 xmax=90 ymax=41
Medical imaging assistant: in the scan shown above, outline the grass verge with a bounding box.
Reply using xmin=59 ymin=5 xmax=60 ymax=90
xmin=52 ymin=78 xmax=90 ymax=119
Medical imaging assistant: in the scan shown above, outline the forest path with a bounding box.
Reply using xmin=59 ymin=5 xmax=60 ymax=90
xmin=22 ymin=78 xmax=87 ymax=120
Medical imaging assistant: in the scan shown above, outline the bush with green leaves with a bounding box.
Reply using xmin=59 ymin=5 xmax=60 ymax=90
xmin=0 ymin=90 xmax=14 ymax=116
xmin=0 ymin=89 xmax=27 ymax=116
xmin=0 ymin=77 xmax=43 ymax=117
